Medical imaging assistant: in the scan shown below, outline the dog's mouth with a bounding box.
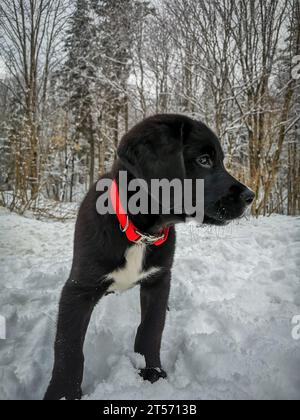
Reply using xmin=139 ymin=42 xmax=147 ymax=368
xmin=203 ymin=214 xmax=230 ymax=226
xmin=182 ymin=198 xmax=252 ymax=226
xmin=203 ymin=201 xmax=250 ymax=225
xmin=185 ymin=211 xmax=231 ymax=226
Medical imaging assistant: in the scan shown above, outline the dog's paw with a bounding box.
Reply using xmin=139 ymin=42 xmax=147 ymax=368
xmin=139 ymin=368 xmax=167 ymax=384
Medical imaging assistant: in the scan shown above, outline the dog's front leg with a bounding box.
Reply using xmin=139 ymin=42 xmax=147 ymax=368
xmin=134 ymin=271 xmax=171 ymax=384
xmin=44 ymin=281 xmax=102 ymax=400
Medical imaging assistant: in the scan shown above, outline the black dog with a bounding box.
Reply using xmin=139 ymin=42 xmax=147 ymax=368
xmin=44 ymin=114 xmax=254 ymax=400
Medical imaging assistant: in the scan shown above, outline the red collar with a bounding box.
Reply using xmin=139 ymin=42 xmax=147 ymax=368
xmin=110 ymin=179 xmax=170 ymax=246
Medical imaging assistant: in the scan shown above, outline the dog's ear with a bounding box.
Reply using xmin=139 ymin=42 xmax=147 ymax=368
xmin=117 ymin=119 xmax=189 ymax=184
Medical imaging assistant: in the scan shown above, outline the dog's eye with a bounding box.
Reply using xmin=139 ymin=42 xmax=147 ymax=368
xmin=196 ymin=155 xmax=213 ymax=168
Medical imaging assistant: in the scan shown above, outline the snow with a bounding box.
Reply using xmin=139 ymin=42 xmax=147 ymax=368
xmin=0 ymin=207 xmax=299 ymax=400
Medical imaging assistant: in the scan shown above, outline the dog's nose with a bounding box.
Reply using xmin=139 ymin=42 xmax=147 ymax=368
xmin=240 ymin=189 xmax=255 ymax=206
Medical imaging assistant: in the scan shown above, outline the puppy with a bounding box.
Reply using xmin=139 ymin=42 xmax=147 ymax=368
xmin=44 ymin=114 xmax=254 ymax=400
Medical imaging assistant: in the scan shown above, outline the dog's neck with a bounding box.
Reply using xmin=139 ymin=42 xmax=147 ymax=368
xmin=112 ymin=164 xmax=184 ymax=236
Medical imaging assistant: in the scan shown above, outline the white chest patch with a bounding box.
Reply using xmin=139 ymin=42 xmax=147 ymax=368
xmin=107 ymin=244 xmax=160 ymax=293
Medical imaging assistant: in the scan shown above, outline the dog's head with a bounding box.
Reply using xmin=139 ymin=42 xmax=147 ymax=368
xmin=117 ymin=114 xmax=254 ymax=226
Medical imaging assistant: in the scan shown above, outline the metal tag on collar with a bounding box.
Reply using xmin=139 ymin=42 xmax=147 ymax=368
xmin=134 ymin=230 xmax=165 ymax=246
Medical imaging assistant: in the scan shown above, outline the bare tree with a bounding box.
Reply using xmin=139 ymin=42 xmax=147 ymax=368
xmin=0 ymin=0 xmax=298 ymax=216
xmin=0 ymin=0 xmax=67 ymax=209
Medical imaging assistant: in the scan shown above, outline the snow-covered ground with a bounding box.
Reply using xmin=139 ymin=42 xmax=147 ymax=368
xmin=0 ymin=207 xmax=299 ymax=400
